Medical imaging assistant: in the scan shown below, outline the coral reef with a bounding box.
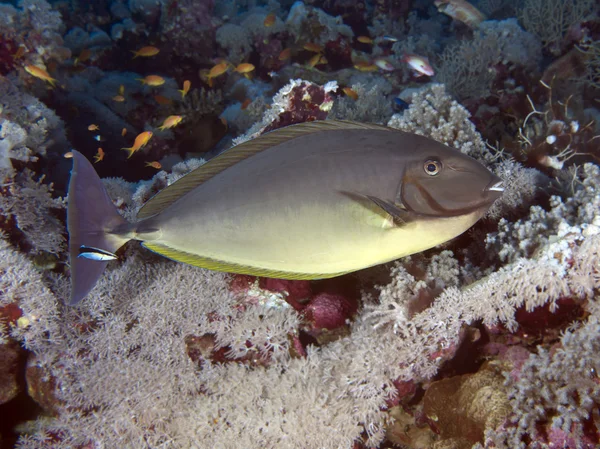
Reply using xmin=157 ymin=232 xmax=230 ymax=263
xmin=0 ymin=0 xmax=599 ymax=447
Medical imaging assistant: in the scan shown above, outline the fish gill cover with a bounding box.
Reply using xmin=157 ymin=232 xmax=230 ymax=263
xmin=0 ymin=0 xmax=599 ymax=448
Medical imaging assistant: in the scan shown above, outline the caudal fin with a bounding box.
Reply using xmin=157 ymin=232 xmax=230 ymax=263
xmin=67 ymin=150 xmax=130 ymax=305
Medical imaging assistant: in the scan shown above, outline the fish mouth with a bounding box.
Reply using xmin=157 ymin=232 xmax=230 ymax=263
xmin=486 ymin=180 xmax=504 ymax=193
xmin=484 ymin=179 xmax=504 ymax=203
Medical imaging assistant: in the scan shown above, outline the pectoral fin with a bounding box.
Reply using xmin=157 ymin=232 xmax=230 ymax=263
xmin=340 ymin=191 xmax=413 ymax=227
xmin=365 ymin=196 xmax=413 ymax=226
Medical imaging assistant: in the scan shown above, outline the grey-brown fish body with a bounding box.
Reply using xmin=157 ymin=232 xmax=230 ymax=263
xmin=137 ymin=127 xmax=500 ymax=275
xmin=67 ymin=121 xmax=503 ymax=304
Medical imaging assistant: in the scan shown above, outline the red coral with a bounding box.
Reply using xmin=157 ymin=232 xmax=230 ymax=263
xmin=303 ymin=291 xmax=357 ymax=330
xmin=264 ymin=81 xmax=334 ymax=132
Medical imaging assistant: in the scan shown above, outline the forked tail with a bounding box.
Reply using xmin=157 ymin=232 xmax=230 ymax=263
xmin=67 ymin=150 xmax=131 ymax=305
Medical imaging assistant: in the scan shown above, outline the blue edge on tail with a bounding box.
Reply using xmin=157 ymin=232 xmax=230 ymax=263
xmin=67 ymin=151 xmax=127 ymax=305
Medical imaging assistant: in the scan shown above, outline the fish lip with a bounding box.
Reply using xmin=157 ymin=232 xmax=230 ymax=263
xmin=486 ymin=180 xmax=504 ymax=193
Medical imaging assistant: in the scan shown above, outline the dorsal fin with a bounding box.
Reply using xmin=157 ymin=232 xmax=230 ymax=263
xmin=136 ymin=119 xmax=392 ymax=219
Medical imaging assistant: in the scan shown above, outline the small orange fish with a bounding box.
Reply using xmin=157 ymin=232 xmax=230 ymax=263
xmin=353 ymin=61 xmax=378 ymax=72
xmin=208 ymin=61 xmax=230 ymax=79
xmin=94 ymin=148 xmax=105 ymax=163
xmin=178 ymin=80 xmax=191 ymax=98
xmin=14 ymin=46 xmax=26 ymax=59
xmin=88 ymin=124 xmax=99 ymax=131
xmin=342 ymin=87 xmax=358 ymax=100
xmin=158 ymin=115 xmax=183 ymax=131
xmin=138 ymin=75 xmax=165 ymax=86
xmin=154 ymin=95 xmax=173 ymax=105
xmin=145 ymin=161 xmax=162 ymax=169
xmin=75 ymin=48 xmax=91 ymax=65
xmin=24 ymin=65 xmax=57 ymax=86
xmin=235 ymin=63 xmax=255 ymax=74
xmin=303 ymin=42 xmax=323 ymax=53
xmin=112 ymin=95 xmax=125 ymax=102
xmin=121 ymin=128 xmax=127 ymax=137
xmin=122 ymin=131 xmax=153 ymax=158
xmin=278 ymin=48 xmax=292 ymax=61
xmin=241 ymin=98 xmax=252 ymax=110
xmin=307 ymin=54 xmax=327 ymax=68
xmin=264 ymin=13 xmax=276 ymax=27
xmin=131 ymin=46 xmax=160 ymax=58
xmin=64 ymin=151 xmax=73 ymax=159
xmin=434 ymin=0 xmax=486 ymax=28
xmin=119 ymin=84 xmax=125 ymax=96
xmin=357 ymin=36 xmax=373 ymax=44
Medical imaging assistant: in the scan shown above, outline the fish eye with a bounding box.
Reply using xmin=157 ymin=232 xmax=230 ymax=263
xmin=423 ymin=159 xmax=441 ymax=176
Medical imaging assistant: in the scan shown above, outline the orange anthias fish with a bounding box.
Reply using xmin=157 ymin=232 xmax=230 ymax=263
xmin=278 ymin=48 xmax=292 ymax=61
xmin=88 ymin=124 xmax=99 ymax=131
xmin=121 ymin=128 xmax=127 ymax=137
xmin=241 ymin=98 xmax=252 ymax=110
xmin=208 ymin=62 xmax=229 ymax=78
xmin=131 ymin=46 xmax=160 ymax=58
xmin=264 ymin=13 xmax=276 ymax=27
xmin=178 ymin=80 xmax=191 ymax=98
xmin=14 ymin=46 xmax=26 ymax=59
xmin=353 ymin=61 xmax=378 ymax=72
xmin=138 ymin=75 xmax=165 ymax=86
xmin=342 ymin=87 xmax=358 ymax=100
xmin=404 ymin=54 xmax=435 ymax=77
xmin=74 ymin=48 xmax=91 ymax=65
xmin=24 ymin=65 xmax=57 ymax=86
xmin=434 ymin=0 xmax=486 ymax=28
xmin=119 ymin=84 xmax=125 ymax=95
xmin=207 ymin=62 xmax=230 ymax=86
xmin=303 ymin=42 xmax=323 ymax=53
xmin=112 ymin=95 xmax=125 ymax=102
xmin=357 ymin=36 xmax=373 ymax=44
xmin=94 ymin=148 xmax=105 ymax=163
xmin=158 ymin=115 xmax=182 ymax=131
xmin=145 ymin=161 xmax=162 ymax=169
xmin=235 ymin=63 xmax=255 ymax=74
xmin=122 ymin=131 xmax=153 ymax=158
xmin=307 ymin=54 xmax=327 ymax=68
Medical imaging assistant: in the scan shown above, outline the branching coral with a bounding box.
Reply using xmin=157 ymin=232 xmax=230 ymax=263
xmin=481 ymin=301 xmax=600 ymax=448
xmin=329 ymin=80 xmax=394 ymax=124
xmin=486 ymin=162 xmax=600 ymax=264
xmin=518 ymin=0 xmax=596 ymax=55
xmin=0 ymin=170 xmax=66 ymax=255
xmin=436 ymin=19 xmax=542 ymax=101
xmin=284 ymin=1 xmax=353 ymax=46
xmin=0 ymin=77 xmax=67 ymax=174
xmin=0 ymin=0 xmax=70 ymax=72
xmin=387 ymin=84 xmax=491 ymax=162
xmin=215 ymin=23 xmax=252 ymax=65
xmin=509 ymin=82 xmax=600 ymax=173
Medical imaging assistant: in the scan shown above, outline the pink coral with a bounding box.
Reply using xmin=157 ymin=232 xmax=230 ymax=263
xmin=303 ymin=292 xmax=357 ymax=331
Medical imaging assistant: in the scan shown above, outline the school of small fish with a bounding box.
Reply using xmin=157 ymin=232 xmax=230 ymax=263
xmin=19 ymin=4 xmax=457 ymax=170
